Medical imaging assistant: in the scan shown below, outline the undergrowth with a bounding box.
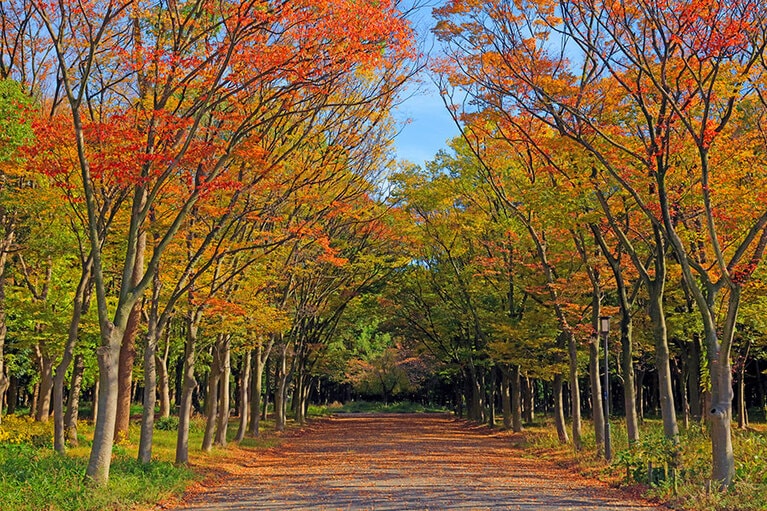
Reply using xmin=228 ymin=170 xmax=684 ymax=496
xmin=519 ymin=416 xmax=767 ymax=511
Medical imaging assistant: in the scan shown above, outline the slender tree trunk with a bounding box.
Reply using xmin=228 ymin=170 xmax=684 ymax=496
xmin=647 ymin=287 xmax=679 ymax=442
xmin=137 ymin=320 xmax=160 ymax=461
xmin=157 ymin=328 xmax=172 ymax=419
xmin=250 ymin=344 xmax=264 ymax=436
xmin=487 ymin=367 xmax=497 ymax=427
xmin=234 ymin=350 xmax=251 ymax=442
xmin=620 ymin=314 xmax=640 ymax=443
xmin=501 ymin=367 xmax=511 ymax=429
xmin=214 ymin=336 xmax=231 ymax=446
xmin=202 ymin=346 xmax=221 ymax=452
xmin=91 ymin=380 xmax=99 ymax=423
xmin=510 ymin=365 xmax=522 ymax=433
xmin=65 ymin=355 xmax=85 ymax=446
xmin=688 ymin=334 xmax=702 ymax=421
xmin=175 ymin=312 xmax=200 ymax=465
xmin=565 ymin=330 xmax=582 ymax=450
xmin=115 ymin=233 xmax=145 ymax=443
xmin=589 ymin=331 xmax=605 ymax=455
xmin=7 ymin=375 xmax=17 ymax=414
xmin=0 ymin=242 xmax=10 ymax=424
xmin=35 ymin=345 xmax=54 ymax=422
xmin=737 ymin=339 xmax=750 ymax=430
xmin=30 ymin=382 xmax=38 ymax=417
xmin=274 ymin=344 xmax=288 ymax=432
xmin=522 ymin=376 xmax=534 ymax=423
xmin=54 ymin=261 xmax=91 ymax=452
xmin=261 ymin=355 xmax=271 ymax=421
xmin=553 ymin=374 xmax=568 ymax=444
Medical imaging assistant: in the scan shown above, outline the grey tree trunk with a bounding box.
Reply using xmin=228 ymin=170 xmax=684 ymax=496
xmin=274 ymin=345 xmax=288 ymax=432
xmin=589 ymin=332 xmax=605 ymax=454
xmin=736 ymin=339 xmax=750 ymax=430
xmin=249 ymin=344 xmax=265 ymax=436
xmin=0 ymin=242 xmax=10 ymax=424
xmin=157 ymin=329 xmax=172 ymax=419
xmin=202 ymin=345 xmax=221 ymax=452
xmin=54 ymin=261 xmax=91 ymax=452
xmin=234 ymin=349 xmax=251 ymax=442
xmin=647 ymin=288 xmax=679 ymax=442
xmin=35 ymin=345 xmax=54 ymax=422
xmin=175 ymin=313 xmax=200 ymax=465
xmin=214 ymin=336 xmax=231 ymax=446
xmin=522 ymin=376 xmax=534 ymax=423
xmin=620 ymin=313 xmax=640 ymax=443
xmin=553 ymin=374 xmax=568 ymax=444
xmin=688 ymin=334 xmax=702 ymax=421
xmin=86 ymin=325 xmax=125 ymax=483
xmin=115 ymin=233 xmax=145 ymax=443
xmin=500 ymin=367 xmax=511 ymax=429
xmin=65 ymin=355 xmax=85 ymax=446
xmin=565 ymin=331 xmax=582 ymax=450
xmin=510 ymin=365 xmax=522 ymax=433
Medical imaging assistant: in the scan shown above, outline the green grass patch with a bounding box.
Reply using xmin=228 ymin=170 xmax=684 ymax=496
xmin=0 ymin=442 xmax=191 ymax=511
xmin=327 ymin=400 xmax=449 ymax=414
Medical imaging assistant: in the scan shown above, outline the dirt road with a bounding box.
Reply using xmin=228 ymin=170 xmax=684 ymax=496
xmin=173 ymin=414 xmax=663 ymax=510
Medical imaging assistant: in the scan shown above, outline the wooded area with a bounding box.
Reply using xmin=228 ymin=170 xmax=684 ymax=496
xmin=1 ymin=1 xmax=767 ymax=509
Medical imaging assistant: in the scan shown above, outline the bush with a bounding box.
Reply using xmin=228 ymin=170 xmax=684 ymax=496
xmin=0 ymin=414 xmax=53 ymax=447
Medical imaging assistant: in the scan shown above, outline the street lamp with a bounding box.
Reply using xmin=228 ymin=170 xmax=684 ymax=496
xmin=600 ymin=315 xmax=612 ymax=461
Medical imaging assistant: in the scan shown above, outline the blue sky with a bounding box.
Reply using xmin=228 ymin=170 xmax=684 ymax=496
xmin=390 ymin=1 xmax=459 ymax=167
xmin=392 ymin=82 xmax=458 ymax=166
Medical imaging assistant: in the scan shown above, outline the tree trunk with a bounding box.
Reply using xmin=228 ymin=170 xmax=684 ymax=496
xmin=54 ymin=261 xmax=91 ymax=452
xmin=487 ymin=367 xmax=496 ymax=427
xmin=91 ymin=379 xmax=99 ymax=423
xmin=86 ymin=325 xmax=125 ymax=483
xmin=522 ymin=376 xmax=534 ymax=424
xmin=250 ymin=344 xmax=265 ymax=436
xmin=214 ymin=336 xmax=231 ymax=446
xmin=65 ymin=354 xmax=85 ymax=446
xmin=688 ymin=334 xmax=702 ymax=421
xmin=510 ymin=365 xmax=522 ymax=433
xmin=737 ymin=339 xmax=750 ymax=429
xmin=234 ymin=350 xmax=251 ymax=442
xmin=553 ymin=374 xmax=568 ymax=444
xmin=620 ymin=314 xmax=640 ymax=443
xmin=7 ymin=374 xmax=17 ymax=414
xmin=589 ymin=331 xmax=605 ymax=455
xmin=500 ymin=367 xmax=511 ymax=429
xmin=565 ymin=330 xmax=582 ymax=450
xmin=647 ymin=287 xmax=679 ymax=442
xmin=137 ymin=327 xmax=159 ymax=462
xmin=115 ymin=233 xmax=145 ymax=443
xmin=157 ymin=328 xmax=172 ymax=419
xmin=202 ymin=346 xmax=221 ymax=452
xmin=0 ymin=243 xmax=9 ymax=424
xmin=274 ymin=344 xmax=289 ymax=432
xmin=261 ymin=355 xmax=271 ymax=422
xmin=35 ymin=344 xmax=54 ymax=422
xmin=175 ymin=312 xmax=199 ymax=465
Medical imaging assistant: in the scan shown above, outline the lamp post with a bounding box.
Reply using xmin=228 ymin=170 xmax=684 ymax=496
xmin=600 ymin=315 xmax=612 ymax=461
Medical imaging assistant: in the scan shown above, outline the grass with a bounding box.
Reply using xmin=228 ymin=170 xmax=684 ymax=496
xmin=311 ymin=400 xmax=450 ymax=414
xmin=0 ymin=411 xmax=289 ymax=511
xmin=514 ymin=415 xmax=767 ymax=511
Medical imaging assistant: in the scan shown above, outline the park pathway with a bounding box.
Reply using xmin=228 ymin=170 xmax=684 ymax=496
xmin=173 ymin=414 xmax=663 ymax=511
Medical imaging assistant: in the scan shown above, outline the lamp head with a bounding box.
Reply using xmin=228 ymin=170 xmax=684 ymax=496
xmin=599 ymin=315 xmax=610 ymax=335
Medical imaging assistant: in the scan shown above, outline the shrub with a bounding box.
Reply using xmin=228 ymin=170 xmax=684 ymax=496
xmin=0 ymin=414 xmax=53 ymax=447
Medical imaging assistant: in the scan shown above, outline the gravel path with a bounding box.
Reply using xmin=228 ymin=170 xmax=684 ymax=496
xmin=172 ymin=414 xmax=664 ymax=511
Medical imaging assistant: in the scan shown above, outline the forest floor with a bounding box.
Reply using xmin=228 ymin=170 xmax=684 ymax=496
xmin=159 ymin=413 xmax=666 ymax=511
